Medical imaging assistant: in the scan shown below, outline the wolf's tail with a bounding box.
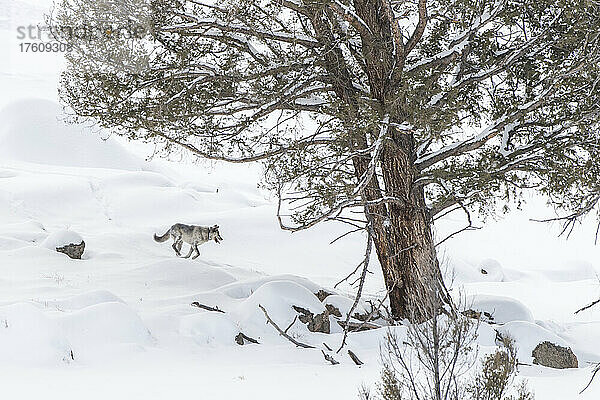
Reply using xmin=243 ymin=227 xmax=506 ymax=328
xmin=153 ymin=229 xmax=171 ymax=243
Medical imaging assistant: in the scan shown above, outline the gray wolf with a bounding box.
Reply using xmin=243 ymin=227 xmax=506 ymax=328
xmin=154 ymin=223 xmax=223 ymax=259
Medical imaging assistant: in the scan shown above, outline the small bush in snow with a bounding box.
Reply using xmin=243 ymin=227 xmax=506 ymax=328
xmin=360 ymin=298 xmax=533 ymax=400
xmin=468 ymin=337 xmax=533 ymax=400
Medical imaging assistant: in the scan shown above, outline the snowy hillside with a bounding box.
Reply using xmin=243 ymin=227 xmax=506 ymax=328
xmin=1 ymin=1 xmax=600 ymax=399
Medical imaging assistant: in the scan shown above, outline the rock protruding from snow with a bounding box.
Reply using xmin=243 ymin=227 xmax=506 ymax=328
xmin=42 ymin=230 xmax=85 ymax=259
xmin=532 ymin=341 xmax=578 ymax=369
xmin=292 ymin=305 xmax=331 ymax=333
xmin=314 ymin=289 xmax=333 ymax=301
xmin=56 ymin=242 xmax=85 ymax=259
xmin=232 ymin=280 xmax=326 ymax=343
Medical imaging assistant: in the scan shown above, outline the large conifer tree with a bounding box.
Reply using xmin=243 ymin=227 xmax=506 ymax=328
xmin=54 ymin=0 xmax=600 ymax=319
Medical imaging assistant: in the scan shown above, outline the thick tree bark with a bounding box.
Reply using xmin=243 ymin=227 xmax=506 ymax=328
xmin=383 ymin=130 xmax=443 ymax=320
xmin=353 ymin=125 xmax=446 ymax=321
xmin=316 ymin=0 xmax=446 ymax=321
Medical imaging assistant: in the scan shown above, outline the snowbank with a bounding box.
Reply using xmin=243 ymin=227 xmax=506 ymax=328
xmin=0 ymin=99 xmax=141 ymax=170
xmin=232 ymin=280 xmax=326 ymax=342
xmin=41 ymin=229 xmax=84 ymax=250
xmin=179 ymin=312 xmax=240 ymax=346
xmin=467 ymin=294 xmax=534 ymax=324
xmin=0 ymin=302 xmax=72 ymax=366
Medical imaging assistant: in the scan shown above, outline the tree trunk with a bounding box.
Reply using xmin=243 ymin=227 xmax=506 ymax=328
xmin=354 ymin=126 xmax=447 ymax=321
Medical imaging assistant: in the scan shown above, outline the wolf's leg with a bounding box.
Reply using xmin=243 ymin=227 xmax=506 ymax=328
xmin=191 ymin=244 xmax=200 ymax=259
xmin=183 ymin=245 xmax=194 ymax=259
xmin=172 ymin=239 xmax=182 ymax=257
xmin=176 ymin=240 xmax=183 ymax=254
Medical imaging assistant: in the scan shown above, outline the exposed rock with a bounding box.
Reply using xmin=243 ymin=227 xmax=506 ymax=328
xmin=235 ymin=332 xmax=259 ymax=345
xmin=353 ymin=311 xmax=370 ymax=321
xmin=42 ymin=230 xmax=85 ymax=259
xmin=314 ymin=289 xmax=333 ymax=301
xmin=292 ymin=305 xmax=330 ymax=333
xmin=325 ymin=303 xmax=342 ymax=317
xmin=462 ymin=309 xmax=494 ymax=323
xmin=532 ymin=341 xmax=578 ymax=369
xmin=56 ymin=241 xmax=85 ymax=259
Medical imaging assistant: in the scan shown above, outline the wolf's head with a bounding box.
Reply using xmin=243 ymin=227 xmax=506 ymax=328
xmin=210 ymin=225 xmax=223 ymax=243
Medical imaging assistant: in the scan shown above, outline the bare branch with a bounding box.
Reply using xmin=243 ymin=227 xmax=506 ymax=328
xmin=258 ymin=304 xmax=315 ymax=349
xmin=405 ymin=0 xmax=427 ymax=55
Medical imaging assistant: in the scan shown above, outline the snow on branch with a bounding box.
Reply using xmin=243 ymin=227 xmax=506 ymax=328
xmin=328 ymin=0 xmax=374 ymax=38
xmin=275 ymin=115 xmax=401 ymax=232
xmin=415 ymin=85 xmax=556 ymax=170
xmin=162 ymin=17 xmax=320 ymax=48
xmin=352 ymin=114 xmax=389 ymax=197
xmin=407 ymin=0 xmax=507 ymax=74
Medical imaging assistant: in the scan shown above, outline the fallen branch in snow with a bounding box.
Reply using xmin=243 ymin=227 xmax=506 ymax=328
xmin=348 ymin=349 xmax=363 ymax=366
xmin=580 ymin=363 xmax=600 ymax=394
xmin=235 ymin=332 xmax=260 ymax=345
xmin=258 ymin=304 xmax=315 ymax=349
xmin=337 ymin=320 xmax=381 ymax=331
xmin=284 ymin=315 xmax=298 ymax=334
xmin=321 ymin=350 xmax=340 ymax=365
xmin=574 ymin=298 xmax=600 ymax=315
xmin=191 ymin=302 xmax=225 ymax=313
xmin=189 ymin=303 xmax=258 ymax=344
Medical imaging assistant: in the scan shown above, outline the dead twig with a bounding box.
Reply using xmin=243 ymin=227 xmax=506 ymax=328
xmin=574 ymin=297 xmax=600 ymax=314
xmin=235 ymin=332 xmax=260 ymax=345
xmin=334 ymin=259 xmax=365 ymax=289
xmin=284 ymin=315 xmax=298 ymax=334
xmin=322 ymin=350 xmax=340 ymax=365
xmin=191 ymin=302 xmax=225 ymax=313
xmin=580 ymin=363 xmax=600 ymax=394
xmin=337 ymin=320 xmax=381 ymax=331
xmin=348 ymin=349 xmax=364 ymax=365
xmin=337 ymin=214 xmax=374 ymax=353
xmin=258 ymin=304 xmax=315 ymax=349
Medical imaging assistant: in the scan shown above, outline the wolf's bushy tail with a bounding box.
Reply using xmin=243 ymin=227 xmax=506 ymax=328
xmin=153 ymin=229 xmax=171 ymax=242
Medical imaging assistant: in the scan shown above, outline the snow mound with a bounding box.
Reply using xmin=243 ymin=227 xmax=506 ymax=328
xmin=41 ymin=229 xmax=84 ymax=250
xmin=467 ymin=294 xmax=534 ymax=324
xmin=1 ymin=173 xmax=105 ymax=223
xmin=477 ymin=259 xmax=505 ymax=282
xmin=179 ymin=312 xmax=240 ymax=346
xmin=47 ymin=290 xmax=125 ymax=311
xmin=561 ymin=322 xmax=600 ymax=362
xmin=541 ymin=261 xmax=598 ymax=282
xmin=0 ymin=169 xmax=18 ymax=178
xmin=0 ymin=302 xmax=72 ymax=366
xmin=0 ymin=99 xmax=141 ymax=170
xmin=450 ymin=258 xmax=506 ymax=283
xmin=0 ymin=236 xmax=30 ymax=251
xmin=497 ymin=321 xmax=573 ymax=365
xmin=219 ymin=274 xmax=323 ymax=300
xmin=102 ymin=171 xmax=175 ymax=188
xmin=0 ymin=220 xmax=46 ymax=243
xmin=132 ymin=259 xmax=237 ymax=291
xmin=232 ymin=280 xmax=325 ymax=341
xmin=61 ymin=302 xmax=152 ymax=349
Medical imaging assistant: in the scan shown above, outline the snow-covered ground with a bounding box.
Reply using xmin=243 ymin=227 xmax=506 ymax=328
xmin=1 ymin=1 xmax=600 ymax=399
